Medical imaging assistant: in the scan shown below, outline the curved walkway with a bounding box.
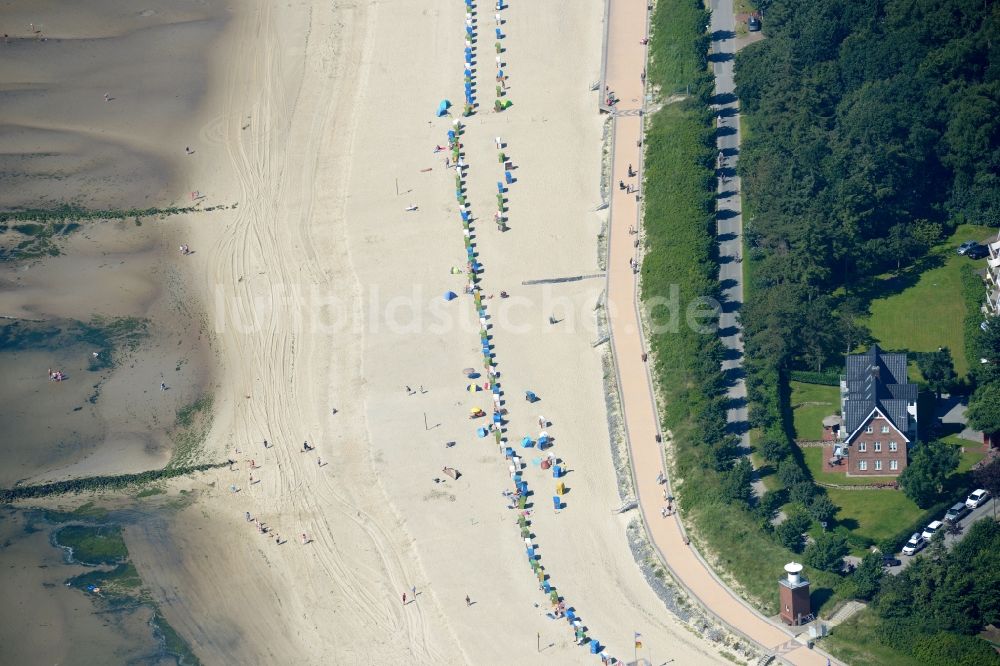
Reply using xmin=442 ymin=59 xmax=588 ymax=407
xmin=601 ymin=2 xmax=835 ymax=664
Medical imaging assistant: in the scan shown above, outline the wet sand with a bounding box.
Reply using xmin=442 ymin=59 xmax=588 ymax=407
xmin=0 ymin=0 xmax=223 ymax=660
xmin=0 ymin=507 xmax=170 ymax=665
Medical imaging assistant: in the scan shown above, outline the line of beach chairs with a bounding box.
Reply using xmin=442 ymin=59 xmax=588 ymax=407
xmin=446 ymin=2 xmax=619 ymax=663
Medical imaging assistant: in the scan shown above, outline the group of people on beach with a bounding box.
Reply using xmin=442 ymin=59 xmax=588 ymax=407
xmin=47 ymin=368 xmax=66 ymax=382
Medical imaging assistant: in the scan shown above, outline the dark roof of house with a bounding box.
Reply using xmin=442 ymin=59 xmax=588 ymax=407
xmin=843 ymin=344 xmax=917 ymax=439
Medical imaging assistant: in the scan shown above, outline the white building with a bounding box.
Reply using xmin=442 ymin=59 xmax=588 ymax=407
xmin=987 ymin=230 xmax=1000 ymax=315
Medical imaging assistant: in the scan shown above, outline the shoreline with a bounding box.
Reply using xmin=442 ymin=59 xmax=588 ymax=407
xmin=3 ymin=0 xmax=734 ymax=662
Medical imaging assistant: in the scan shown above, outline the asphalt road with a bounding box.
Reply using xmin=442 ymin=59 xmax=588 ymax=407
xmin=709 ymin=1 xmax=749 ymax=452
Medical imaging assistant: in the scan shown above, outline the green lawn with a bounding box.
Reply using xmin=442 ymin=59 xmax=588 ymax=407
xmin=790 ymin=381 xmax=839 ymax=441
xmin=800 ymin=446 xmax=899 ymax=486
xmin=867 ymin=224 xmax=997 ymax=377
xmin=826 ymin=488 xmax=923 ymax=544
xmin=941 ymin=435 xmax=988 ymax=473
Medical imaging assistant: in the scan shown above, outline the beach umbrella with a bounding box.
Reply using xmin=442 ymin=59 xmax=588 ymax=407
xmin=467 ymin=384 xmax=481 ymax=392
xmin=464 ymin=68 xmax=472 ymax=77
xmin=462 ymin=367 xmax=476 ymax=376
xmin=476 ymin=427 xmax=488 ymax=438
xmin=444 ymin=290 xmax=458 ymax=301
xmin=437 ymin=99 xmax=451 ymax=117
xmin=521 ymin=436 xmax=534 ymax=448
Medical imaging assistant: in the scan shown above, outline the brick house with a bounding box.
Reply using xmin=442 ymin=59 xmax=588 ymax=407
xmin=833 ymin=345 xmax=918 ymax=476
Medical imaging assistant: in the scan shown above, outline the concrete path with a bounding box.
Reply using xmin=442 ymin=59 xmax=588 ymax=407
xmin=601 ymin=2 xmax=833 ymax=664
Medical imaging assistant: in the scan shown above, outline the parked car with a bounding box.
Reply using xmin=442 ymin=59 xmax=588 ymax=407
xmin=966 ymin=488 xmax=991 ymax=509
xmin=957 ymin=240 xmax=979 ymax=255
xmin=966 ymin=245 xmax=989 ymax=259
xmin=921 ymin=520 xmax=944 ymax=540
xmin=902 ymin=533 xmax=926 ymax=555
xmin=882 ymin=556 xmax=902 ymax=568
xmin=945 ymin=502 xmax=970 ymax=523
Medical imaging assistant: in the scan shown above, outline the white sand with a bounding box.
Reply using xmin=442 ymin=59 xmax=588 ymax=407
xmin=4 ymin=0 xmax=728 ymax=662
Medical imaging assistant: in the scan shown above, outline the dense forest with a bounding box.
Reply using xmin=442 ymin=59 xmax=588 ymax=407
xmin=736 ymin=0 xmax=1000 ymax=380
xmin=867 ymin=518 xmax=1000 ymax=664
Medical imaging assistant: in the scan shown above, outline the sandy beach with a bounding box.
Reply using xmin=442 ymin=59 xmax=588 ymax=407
xmin=2 ymin=0 xmax=730 ymax=663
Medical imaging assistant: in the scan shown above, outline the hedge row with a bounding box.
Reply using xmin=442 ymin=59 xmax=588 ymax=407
xmin=960 ymin=264 xmax=985 ymax=381
xmin=789 ymin=370 xmax=841 ymax=386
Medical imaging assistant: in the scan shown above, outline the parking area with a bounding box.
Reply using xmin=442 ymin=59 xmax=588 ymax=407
xmin=885 ymin=492 xmax=995 ymax=575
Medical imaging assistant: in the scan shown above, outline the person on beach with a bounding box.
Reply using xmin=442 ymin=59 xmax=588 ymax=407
xmin=317 ymin=457 xmax=322 ymax=466
xmin=249 ymin=472 xmax=255 ymax=484
xmin=627 ymin=164 xmax=635 ymax=177
xmin=263 ymin=439 xmax=269 ymax=448
xmin=160 ymin=381 xmax=167 ymax=391
xmin=618 ymin=180 xmax=625 ymax=191
xmin=402 ymin=592 xmax=407 ymax=605
xmin=465 ymin=594 xmax=472 ymax=607
xmin=245 ymin=511 xmax=251 ymax=522
xmin=301 ymin=533 xmax=308 ymax=544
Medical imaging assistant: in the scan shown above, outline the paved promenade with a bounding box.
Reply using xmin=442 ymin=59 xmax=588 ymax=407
xmin=601 ymin=2 xmax=834 ymax=664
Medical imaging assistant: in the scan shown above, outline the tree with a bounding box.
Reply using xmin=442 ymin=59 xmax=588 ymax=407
xmin=712 ymin=435 xmax=743 ymax=471
xmin=916 ymin=348 xmax=957 ymax=399
xmin=967 ymin=382 xmax=1000 ymax=436
xmin=775 ymin=509 xmax=811 ymax=553
xmin=720 ymin=458 xmax=755 ymax=507
xmin=851 ymin=551 xmax=885 ymax=600
xmin=752 ymin=490 xmax=784 ymax=527
xmin=807 ymin=493 xmax=838 ymax=524
xmin=776 ymin=459 xmax=807 ymax=488
xmin=899 ymin=440 xmax=960 ymax=508
xmin=789 ymin=480 xmax=817 ymax=506
xmin=804 ymin=532 xmax=849 ymax=572
xmin=758 ymin=433 xmax=789 ymax=463
xmin=973 ymin=457 xmax=1000 ymax=518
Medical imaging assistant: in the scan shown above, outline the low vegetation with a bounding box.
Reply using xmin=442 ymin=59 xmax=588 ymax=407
xmin=55 ymin=524 xmax=128 ymax=565
xmin=169 ymin=394 xmax=215 ymax=467
xmin=0 ymin=316 xmax=148 ymax=371
xmin=52 ymin=516 xmax=202 ymax=664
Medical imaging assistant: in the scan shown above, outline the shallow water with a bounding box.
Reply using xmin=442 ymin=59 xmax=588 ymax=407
xmin=0 ymin=507 xmax=175 ymax=665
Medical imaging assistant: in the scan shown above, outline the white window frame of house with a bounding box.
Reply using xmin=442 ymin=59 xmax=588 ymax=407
xmin=890 ymin=460 xmax=898 ymax=471
xmin=875 ymin=459 xmax=882 ymax=470
xmin=881 ymin=425 xmax=890 ymax=433
xmin=874 ymin=441 xmax=882 ymax=452
xmin=858 ymin=442 xmax=867 ymax=452
xmin=889 ymin=441 xmax=897 ymax=452
xmin=865 ymin=425 xmax=874 ymax=433
xmin=859 ymin=460 xmax=868 ymax=471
